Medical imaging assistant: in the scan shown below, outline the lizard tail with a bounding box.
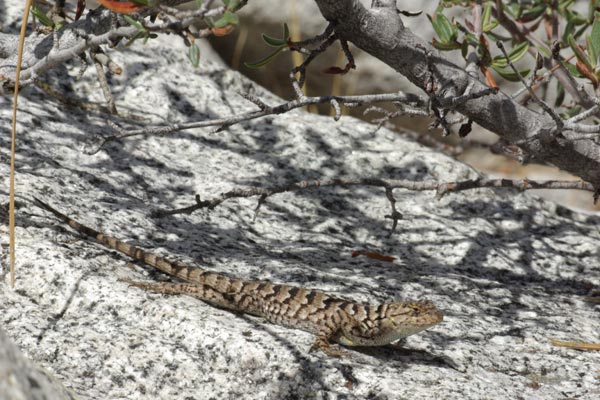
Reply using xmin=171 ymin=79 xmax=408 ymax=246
xmin=33 ymin=197 xmax=206 ymax=283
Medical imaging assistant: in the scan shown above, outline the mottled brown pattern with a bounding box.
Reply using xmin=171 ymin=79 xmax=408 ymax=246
xmin=34 ymin=198 xmax=443 ymax=356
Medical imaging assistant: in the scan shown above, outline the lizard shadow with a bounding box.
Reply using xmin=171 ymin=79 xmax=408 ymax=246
xmin=352 ymin=344 xmax=459 ymax=371
xmin=234 ymin=312 xmax=455 ymax=392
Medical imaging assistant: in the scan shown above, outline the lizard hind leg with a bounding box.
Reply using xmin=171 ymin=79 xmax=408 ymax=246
xmin=120 ymin=279 xmax=236 ymax=309
xmin=121 ymin=279 xmax=200 ymax=295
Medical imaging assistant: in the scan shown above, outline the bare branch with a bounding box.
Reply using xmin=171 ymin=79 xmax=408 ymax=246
xmin=0 ymin=3 xmax=223 ymax=87
xmin=152 ymin=177 xmax=596 ymax=218
xmin=312 ymin=0 xmax=600 ymax=187
xmin=290 ymin=27 xmax=337 ymax=90
xmin=90 ymin=91 xmax=426 ymax=153
xmin=492 ymin=1 xmax=594 ymax=107
xmin=496 ymin=40 xmax=563 ymax=130
xmin=90 ymin=49 xmax=117 ymax=114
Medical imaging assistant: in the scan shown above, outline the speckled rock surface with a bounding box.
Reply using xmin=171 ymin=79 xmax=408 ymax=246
xmin=1 ymin=2 xmax=600 ymax=399
xmin=0 ymin=328 xmax=78 ymax=400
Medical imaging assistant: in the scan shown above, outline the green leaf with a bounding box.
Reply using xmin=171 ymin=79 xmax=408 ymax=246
xmin=196 ymin=0 xmax=203 ymax=7
xmin=244 ymin=47 xmax=284 ymax=69
xmin=463 ymin=32 xmax=479 ymax=47
xmin=506 ymin=2 xmax=522 ymax=19
xmin=213 ymin=11 xmax=238 ymax=28
xmin=562 ymin=20 xmax=575 ymax=44
xmin=566 ymin=10 xmax=587 ymax=26
xmin=536 ymin=45 xmax=551 ymax=59
xmin=561 ymin=61 xmax=583 ymax=77
xmin=123 ymin=15 xmax=146 ymax=32
xmin=125 ymin=31 xmax=146 ymax=47
xmin=560 ymin=106 xmax=582 ymax=119
xmin=568 ymin=33 xmax=593 ymax=71
xmin=31 ymin=6 xmax=54 ymax=27
xmin=573 ymin=23 xmax=590 ymax=41
xmin=262 ymin=23 xmax=290 ymax=46
xmin=558 ymin=0 xmax=575 ymax=13
xmin=482 ymin=2 xmax=492 ymax=29
xmin=213 ymin=16 xmax=228 ymax=28
xmin=587 ymin=35 xmax=597 ymax=68
xmin=591 ymin=18 xmax=600 ymax=63
xmin=432 ymin=38 xmax=462 ymax=51
xmin=480 ymin=4 xmax=499 ymax=33
xmin=189 ymin=43 xmax=201 ymax=68
xmin=247 ymin=23 xmax=289 ymax=68
xmin=491 ymin=65 xmax=530 ymax=82
xmin=483 ymin=30 xmax=513 ymax=43
xmin=589 ymin=0 xmax=598 ymax=20
xmin=461 ymin=39 xmax=469 ymax=58
xmin=224 ymin=11 xmax=239 ymax=25
xmin=262 ymin=33 xmax=286 ymax=47
xmin=518 ymin=4 xmax=547 ymax=22
xmin=489 ymin=41 xmax=530 ymax=68
xmin=482 ymin=20 xmax=499 ymax=33
xmin=428 ymin=11 xmax=457 ymax=43
xmin=225 ymin=0 xmax=241 ymax=11
xmin=282 ymin=22 xmax=290 ymax=41
xmin=507 ymin=41 xmax=530 ymax=63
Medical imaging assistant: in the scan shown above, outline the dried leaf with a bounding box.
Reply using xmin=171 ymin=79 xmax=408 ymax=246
xmin=575 ymin=60 xmax=598 ymax=88
xmin=351 ymin=251 xmax=396 ymax=262
xmin=75 ymin=0 xmax=86 ymax=20
xmin=96 ymin=0 xmax=144 ymax=14
xmin=212 ymin=25 xmax=235 ymax=36
xmin=480 ymin=66 xmax=498 ymax=88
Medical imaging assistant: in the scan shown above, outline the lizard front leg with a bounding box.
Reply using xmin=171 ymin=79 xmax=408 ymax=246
xmin=309 ymin=315 xmax=356 ymax=357
xmin=310 ymin=333 xmax=349 ymax=357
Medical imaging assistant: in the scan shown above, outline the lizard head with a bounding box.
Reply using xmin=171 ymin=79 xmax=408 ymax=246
xmin=338 ymin=300 xmax=443 ymax=347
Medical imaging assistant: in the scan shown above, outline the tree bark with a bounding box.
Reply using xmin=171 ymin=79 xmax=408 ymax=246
xmin=314 ymin=0 xmax=600 ymax=189
xmin=1 ymin=1 xmax=599 ymax=188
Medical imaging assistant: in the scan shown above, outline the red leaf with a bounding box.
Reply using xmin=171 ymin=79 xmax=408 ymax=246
xmin=323 ymin=62 xmax=354 ymax=75
xmin=75 ymin=0 xmax=86 ymax=20
xmin=351 ymin=250 xmax=396 ymax=262
xmin=576 ymin=60 xmax=598 ymax=88
xmin=212 ymin=26 xmax=234 ymax=36
xmin=96 ymin=0 xmax=144 ymax=14
xmin=465 ymin=19 xmax=474 ymax=32
xmin=323 ymin=66 xmax=346 ymax=74
xmin=480 ymin=65 xmax=498 ymax=89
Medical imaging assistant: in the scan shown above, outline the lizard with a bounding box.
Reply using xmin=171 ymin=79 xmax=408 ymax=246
xmin=33 ymin=197 xmax=443 ymax=357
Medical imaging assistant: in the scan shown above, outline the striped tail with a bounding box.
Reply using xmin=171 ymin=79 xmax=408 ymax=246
xmin=33 ymin=198 xmax=210 ymax=283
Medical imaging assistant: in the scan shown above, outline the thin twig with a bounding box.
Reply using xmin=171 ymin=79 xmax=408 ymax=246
xmin=91 ymin=92 xmax=426 ymax=153
xmin=90 ymin=49 xmax=118 ymax=114
xmin=1 ymin=4 xmax=226 ymax=85
xmin=493 ymin=2 xmax=595 ymax=108
xmin=291 ymin=31 xmax=338 ymax=89
xmin=463 ymin=4 xmax=482 ymax=77
xmin=152 ymin=177 xmax=596 ymax=218
xmin=437 ymin=85 xmax=498 ymax=108
xmin=496 ymin=41 xmax=563 ymax=130
xmin=565 ymin=98 xmax=600 ymax=124
xmin=290 ymin=23 xmax=334 ymax=48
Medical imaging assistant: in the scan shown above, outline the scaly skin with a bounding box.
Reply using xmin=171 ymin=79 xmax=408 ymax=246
xmin=34 ymin=198 xmax=443 ymax=356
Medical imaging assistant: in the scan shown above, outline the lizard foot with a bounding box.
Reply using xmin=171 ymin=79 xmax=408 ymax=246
xmin=310 ymin=337 xmax=349 ymax=358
